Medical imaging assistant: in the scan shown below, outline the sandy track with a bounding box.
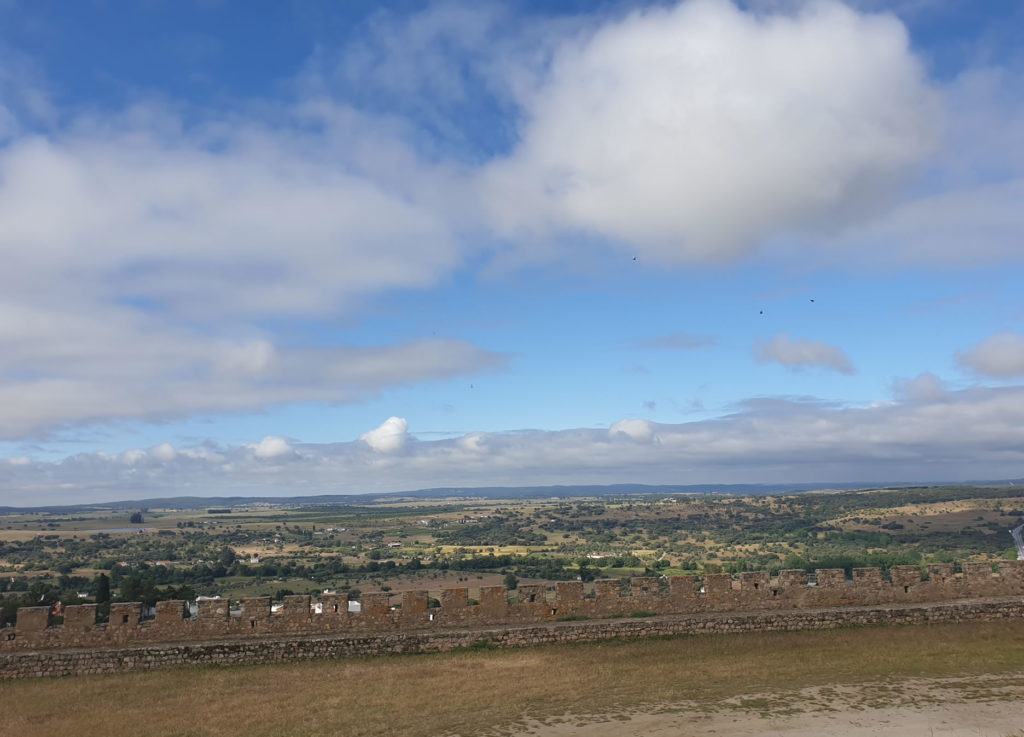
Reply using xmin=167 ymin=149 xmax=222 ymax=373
xmin=503 ymin=673 xmax=1024 ymax=737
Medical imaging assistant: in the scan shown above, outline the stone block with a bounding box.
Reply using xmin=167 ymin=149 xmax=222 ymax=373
xmin=478 ymin=586 xmax=508 ymax=613
xmin=778 ymin=569 xmax=808 ymax=588
xmin=63 ymin=604 xmax=97 ymax=632
xmin=890 ymin=565 xmax=923 ymax=590
xmin=630 ymin=577 xmax=659 ymax=598
xmin=15 ymin=606 xmax=50 ymax=633
xmin=109 ymin=602 xmax=141 ymax=628
xmin=361 ymin=593 xmax=390 ymax=618
xmin=668 ymin=575 xmax=699 ymax=598
xmin=740 ymin=571 xmax=770 ymax=592
xmin=998 ymin=560 xmax=1024 ymax=587
xmin=402 ymin=591 xmax=429 ymax=614
xmin=196 ymin=598 xmax=229 ymax=620
xmin=555 ymin=581 xmax=583 ymax=604
xmin=927 ymin=563 xmax=956 ymax=583
xmin=815 ymin=569 xmax=846 ymax=588
xmin=703 ymin=573 xmax=733 ymax=596
xmin=852 ymin=568 xmax=883 ymax=588
xmin=282 ymin=595 xmax=311 ymax=622
xmin=441 ymin=588 xmax=468 ymax=610
xmin=242 ymin=597 xmax=271 ymax=622
xmin=516 ymin=584 xmax=544 ymax=604
xmin=962 ymin=562 xmax=994 ymax=585
xmin=321 ymin=593 xmax=348 ymax=615
xmin=155 ymin=600 xmax=187 ymax=623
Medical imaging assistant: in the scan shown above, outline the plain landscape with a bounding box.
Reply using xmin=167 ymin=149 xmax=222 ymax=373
xmin=4 ymin=487 xmax=1019 ymax=618
xmin=4 ymin=1 xmax=1024 ymax=735
xmin=3 ymin=484 xmax=1024 ymax=735
xmin=4 ymin=485 xmax=1023 ymax=620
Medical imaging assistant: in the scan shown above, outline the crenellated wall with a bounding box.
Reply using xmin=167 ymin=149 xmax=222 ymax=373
xmin=3 ymin=560 xmax=1023 ymax=654
xmin=4 ymin=598 xmax=1024 ymax=681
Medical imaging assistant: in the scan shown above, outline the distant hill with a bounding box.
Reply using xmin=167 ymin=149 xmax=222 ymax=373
xmin=4 ymin=480 xmax=1014 ymax=514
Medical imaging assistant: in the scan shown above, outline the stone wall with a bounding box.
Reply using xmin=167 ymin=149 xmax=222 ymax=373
xmin=2 ymin=560 xmax=1022 ymax=668
xmin=3 ymin=597 xmax=1023 ymax=680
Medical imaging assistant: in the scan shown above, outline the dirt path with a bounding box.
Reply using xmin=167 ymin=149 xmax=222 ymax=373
xmin=503 ymin=673 xmax=1024 ymax=737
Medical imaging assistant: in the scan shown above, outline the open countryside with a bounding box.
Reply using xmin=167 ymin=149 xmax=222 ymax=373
xmin=3 ymin=485 xmax=1024 ymax=621
xmin=3 ymin=484 xmax=1024 ymax=734
xmin=4 ymin=0 xmax=1024 ymax=734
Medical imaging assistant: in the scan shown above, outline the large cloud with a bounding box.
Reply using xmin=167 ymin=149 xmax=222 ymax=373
xmin=0 ymin=0 xmax=1020 ymax=452
xmin=814 ymin=62 xmax=1024 ymax=267
xmin=482 ymin=0 xmax=940 ymax=260
xmin=755 ymin=333 xmax=855 ymax=374
xmin=0 ymin=110 xmax=466 ymax=317
xmin=0 ymin=297 xmax=506 ymax=438
xmin=5 ymin=384 xmax=1024 ymax=506
xmin=0 ymin=94 xmax=504 ymax=437
xmin=956 ymin=332 xmax=1024 ymax=379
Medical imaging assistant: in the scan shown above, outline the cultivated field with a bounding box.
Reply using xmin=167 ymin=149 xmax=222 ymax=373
xmin=4 ymin=620 xmax=1024 ymax=737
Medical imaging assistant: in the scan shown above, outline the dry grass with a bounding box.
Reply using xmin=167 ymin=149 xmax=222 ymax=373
xmin=4 ymin=620 xmax=1024 ymax=737
xmin=0 ymin=530 xmax=45 ymax=541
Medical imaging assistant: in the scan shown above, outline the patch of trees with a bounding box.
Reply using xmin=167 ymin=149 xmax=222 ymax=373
xmin=436 ymin=518 xmax=547 ymax=546
xmin=779 ymin=548 xmax=923 ymax=575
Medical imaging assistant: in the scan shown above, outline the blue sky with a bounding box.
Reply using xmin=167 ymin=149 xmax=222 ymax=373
xmin=1 ymin=0 xmax=1024 ymax=505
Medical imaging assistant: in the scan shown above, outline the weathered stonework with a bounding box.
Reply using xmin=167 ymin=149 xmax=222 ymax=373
xmin=2 ymin=597 xmax=1022 ymax=681
xmin=2 ymin=560 xmax=1022 ymax=679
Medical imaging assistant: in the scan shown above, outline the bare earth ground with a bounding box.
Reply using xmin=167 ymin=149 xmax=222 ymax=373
xmin=503 ymin=674 xmax=1024 ymax=737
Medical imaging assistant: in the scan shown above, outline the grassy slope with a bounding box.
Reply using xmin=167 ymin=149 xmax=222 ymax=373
xmin=5 ymin=620 xmax=1024 ymax=737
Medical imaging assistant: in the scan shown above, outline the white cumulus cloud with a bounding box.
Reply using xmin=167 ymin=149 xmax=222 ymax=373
xmin=249 ymin=436 xmax=295 ymax=460
xmin=609 ymin=418 xmax=657 ymax=442
xmin=482 ymin=0 xmax=939 ymax=260
xmin=360 ymin=417 xmax=410 ymax=453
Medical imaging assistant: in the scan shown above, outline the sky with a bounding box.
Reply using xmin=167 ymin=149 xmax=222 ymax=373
xmin=1 ymin=0 xmax=1024 ymax=506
